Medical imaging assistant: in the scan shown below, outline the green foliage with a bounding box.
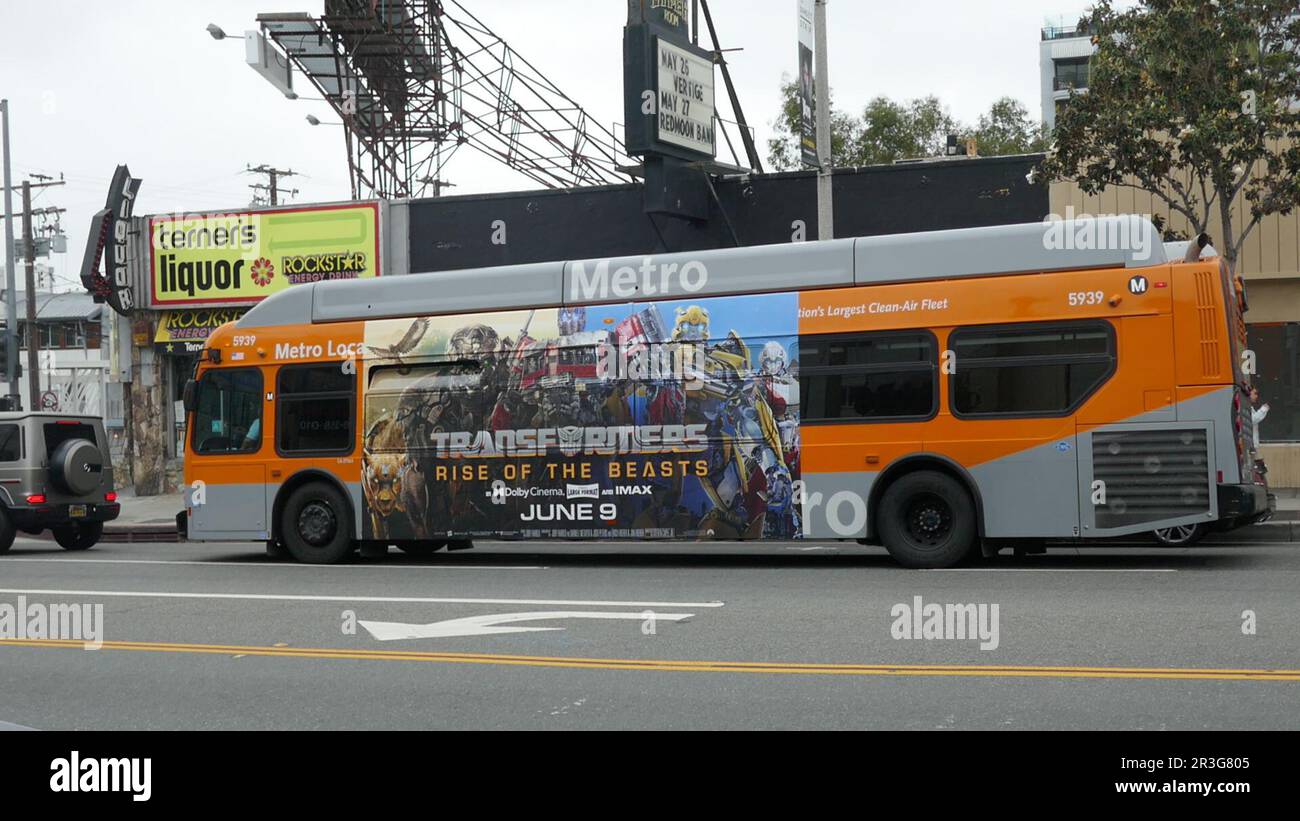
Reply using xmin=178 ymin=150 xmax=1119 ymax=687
xmin=1040 ymin=0 xmax=1300 ymax=271
xmin=767 ymin=82 xmax=1047 ymax=171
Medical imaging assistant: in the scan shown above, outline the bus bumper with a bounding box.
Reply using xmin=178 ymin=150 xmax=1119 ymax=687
xmin=1216 ymin=483 xmax=1273 ymax=528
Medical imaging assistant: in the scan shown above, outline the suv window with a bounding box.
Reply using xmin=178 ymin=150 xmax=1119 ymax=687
xmin=44 ymin=422 xmax=97 ymax=458
xmin=193 ymin=369 xmax=264 ymax=455
xmin=0 ymin=424 xmax=19 ymax=461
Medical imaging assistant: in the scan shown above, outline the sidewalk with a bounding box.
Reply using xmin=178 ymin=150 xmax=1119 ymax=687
xmin=104 ymin=487 xmax=184 ymax=543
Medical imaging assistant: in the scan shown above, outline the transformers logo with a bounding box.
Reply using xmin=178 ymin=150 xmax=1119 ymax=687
xmin=430 ymin=424 xmax=710 ymax=458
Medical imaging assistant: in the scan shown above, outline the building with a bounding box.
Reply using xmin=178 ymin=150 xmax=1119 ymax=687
xmin=0 ymin=288 xmax=112 ymax=419
xmin=1039 ymin=20 xmax=1094 ymax=131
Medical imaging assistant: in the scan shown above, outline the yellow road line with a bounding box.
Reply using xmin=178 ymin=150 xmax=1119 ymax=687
xmin=3 ymin=639 xmax=1299 ymax=681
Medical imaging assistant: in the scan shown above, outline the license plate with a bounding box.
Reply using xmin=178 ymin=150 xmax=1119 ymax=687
xmin=68 ymin=505 xmax=87 ymax=518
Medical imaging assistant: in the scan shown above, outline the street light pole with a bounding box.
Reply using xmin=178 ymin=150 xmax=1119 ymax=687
xmin=814 ymin=0 xmax=833 ymax=241
xmin=1 ymin=99 xmax=19 ymax=409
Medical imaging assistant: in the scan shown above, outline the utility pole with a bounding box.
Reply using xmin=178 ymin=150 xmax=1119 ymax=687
xmin=1 ymin=99 xmax=18 ymax=410
xmin=814 ymin=0 xmax=833 ymax=240
xmin=20 ymin=173 xmax=64 ymax=410
xmin=247 ymin=164 xmax=298 ymax=206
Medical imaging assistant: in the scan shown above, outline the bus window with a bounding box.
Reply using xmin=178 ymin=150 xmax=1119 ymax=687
xmin=277 ymin=364 xmax=357 ymax=455
xmin=799 ymin=331 xmax=937 ymax=423
xmin=193 ymin=368 xmax=263 ymax=455
xmin=950 ymin=321 xmax=1115 ymax=417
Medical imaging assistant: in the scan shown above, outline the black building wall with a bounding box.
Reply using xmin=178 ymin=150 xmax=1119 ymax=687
xmin=407 ymin=154 xmax=1047 ymax=273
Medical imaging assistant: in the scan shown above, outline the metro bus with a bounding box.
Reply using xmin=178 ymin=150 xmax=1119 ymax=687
xmin=179 ymin=216 xmax=1272 ymax=567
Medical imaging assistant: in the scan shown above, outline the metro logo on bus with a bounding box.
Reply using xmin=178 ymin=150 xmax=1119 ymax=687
xmin=569 ymin=257 xmax=708 ymax=302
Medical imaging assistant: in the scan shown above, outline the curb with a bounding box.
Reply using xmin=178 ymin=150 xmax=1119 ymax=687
xmin=101 ymin=524 xmax=181 ymax=544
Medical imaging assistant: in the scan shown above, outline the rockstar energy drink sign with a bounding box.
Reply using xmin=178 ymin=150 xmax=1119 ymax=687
xmin=149 ymin=202 xmax=380 ymax=307
xmin=154 ymin=307 xmax=248 ymax=354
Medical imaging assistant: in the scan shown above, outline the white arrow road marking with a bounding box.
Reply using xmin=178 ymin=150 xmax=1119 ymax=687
xmin=359 ymin=610 xmax=694 ymax=641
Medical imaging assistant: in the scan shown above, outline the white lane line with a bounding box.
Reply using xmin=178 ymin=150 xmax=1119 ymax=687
xmin=925 ymin=568 xmax=1178 ymax=573
xmin=0 ymin=557 xmax=545 ymax=571
xmin=0 ymin=588 xmax=726 ymax=608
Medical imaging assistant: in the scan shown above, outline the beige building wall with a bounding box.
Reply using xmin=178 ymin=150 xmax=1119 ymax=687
xmin=1050 ymin=180 xmax=1300 ymax=488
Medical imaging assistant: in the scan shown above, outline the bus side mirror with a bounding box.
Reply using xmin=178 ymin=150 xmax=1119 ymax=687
xmin=182 ymin=379 xmax=198 ymax=414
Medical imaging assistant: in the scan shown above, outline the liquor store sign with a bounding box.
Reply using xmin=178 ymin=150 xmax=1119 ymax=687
xmin=154 ymin=308 xmax=248 ymax=354
xmin=149 ymin=202 xmax=380 ymax=307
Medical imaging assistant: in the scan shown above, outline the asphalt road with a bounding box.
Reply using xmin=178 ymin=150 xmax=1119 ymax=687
xmin=0 ymin=536 xmax=1298 ymax=730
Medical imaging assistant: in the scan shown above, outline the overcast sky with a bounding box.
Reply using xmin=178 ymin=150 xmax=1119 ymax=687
xmin=0 ymin=0 xmax=1107 ymax=291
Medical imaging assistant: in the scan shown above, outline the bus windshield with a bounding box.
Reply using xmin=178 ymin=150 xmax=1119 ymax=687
xmin=192 ymin=369 xmax=263 ymax=455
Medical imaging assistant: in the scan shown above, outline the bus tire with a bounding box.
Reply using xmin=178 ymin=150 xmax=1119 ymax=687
xmin=282 ymin=482 xmax=355 ymax=565
xmin=876 ymin=471 xmax=977 ymax=569
xmin=397 ymin=541 xmax=448 ymax=556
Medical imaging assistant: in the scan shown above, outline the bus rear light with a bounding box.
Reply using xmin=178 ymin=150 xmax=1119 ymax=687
xmin=104 ymin=491 xmax=118 ymax=503
xmin=26 ymin=494 xmax=46 ymax=505
xmin=1217 ymin=471 xmax=1224 ymax=484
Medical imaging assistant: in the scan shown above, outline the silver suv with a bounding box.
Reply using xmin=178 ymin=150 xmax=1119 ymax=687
xmin=0 ymin=412 xmax=119 ymax=553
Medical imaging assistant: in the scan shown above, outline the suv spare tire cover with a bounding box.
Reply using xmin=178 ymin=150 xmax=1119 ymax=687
xmin=50 ymin=439 xmax=104 ymax=496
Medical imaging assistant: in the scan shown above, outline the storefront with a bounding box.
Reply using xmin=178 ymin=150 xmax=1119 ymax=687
xmin=128 ymin=201 xmax=385 ymax=485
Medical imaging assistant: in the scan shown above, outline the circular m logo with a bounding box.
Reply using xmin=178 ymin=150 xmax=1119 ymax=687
xmin=1128 ymin=275 xmax=1149 ymax=295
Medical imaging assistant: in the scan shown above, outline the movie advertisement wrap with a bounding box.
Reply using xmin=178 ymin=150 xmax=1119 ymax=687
xmin=361 ymin=293 xmax=801 ymax=541
xmin=150 ymin=202 xmax=380 ymax=306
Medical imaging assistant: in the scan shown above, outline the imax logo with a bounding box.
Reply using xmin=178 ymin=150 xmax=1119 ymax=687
xmin=569 ymin=258 xmax=708 ymax=302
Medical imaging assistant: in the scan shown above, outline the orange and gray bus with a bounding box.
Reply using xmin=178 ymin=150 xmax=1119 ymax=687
xmin=179 ymin=216 xmax=1272 ymax=566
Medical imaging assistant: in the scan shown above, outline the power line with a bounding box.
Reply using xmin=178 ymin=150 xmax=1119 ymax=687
xmin=245 ymin=164 xmax=299 ymax=206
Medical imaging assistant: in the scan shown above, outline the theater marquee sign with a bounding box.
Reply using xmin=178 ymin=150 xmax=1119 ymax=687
xmin=149 ymin=202 xmax=380 ymax=307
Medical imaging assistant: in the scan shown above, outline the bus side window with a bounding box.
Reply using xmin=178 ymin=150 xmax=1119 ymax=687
xmin=949 ymin=321 xmax=1115 ymax=417
xmin=277 ymin=364 xmax=357 ymax=456
xmin=798 ymin=331 xmax=937 ymax=423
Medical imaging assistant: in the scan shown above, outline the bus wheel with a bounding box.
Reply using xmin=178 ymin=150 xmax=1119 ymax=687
xmin=397 ymin=540 xmax=448 ymax=556
xmin=282 ymin=483 xmax=354 ymax=565
xmin=877 ymin=471 xmax=977 ymax=569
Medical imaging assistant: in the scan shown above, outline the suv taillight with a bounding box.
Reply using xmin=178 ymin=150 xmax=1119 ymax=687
xmin=104 ymin=491 xmax=118 ymax=503
xmin=26 ymin=494 xmax=46 ymax=505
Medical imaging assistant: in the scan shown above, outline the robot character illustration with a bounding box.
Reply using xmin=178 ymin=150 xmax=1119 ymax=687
xmin=670 ymin=306 xmax=801 ymax=539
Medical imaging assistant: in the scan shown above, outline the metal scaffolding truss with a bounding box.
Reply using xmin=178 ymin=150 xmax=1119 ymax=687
xmin=259 ymin=0 xmax=634 ymax=200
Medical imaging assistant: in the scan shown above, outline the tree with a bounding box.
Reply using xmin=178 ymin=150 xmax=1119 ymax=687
xmin=970 ymin=98 xmax=1051 ymax=158
xmin=1040 ymin=0 xmax=1300 ymax=274
xmin=767 ymin=83 xmax=1048 ymax=171
xmin=853 ymin=96 xmax=961 ymax=166
xmin=766 ymin=79 xmax=862 ymax=170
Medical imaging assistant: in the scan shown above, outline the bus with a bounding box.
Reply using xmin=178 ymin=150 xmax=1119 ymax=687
xmin=178 ymin=216 xmax=1273 ymax=567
